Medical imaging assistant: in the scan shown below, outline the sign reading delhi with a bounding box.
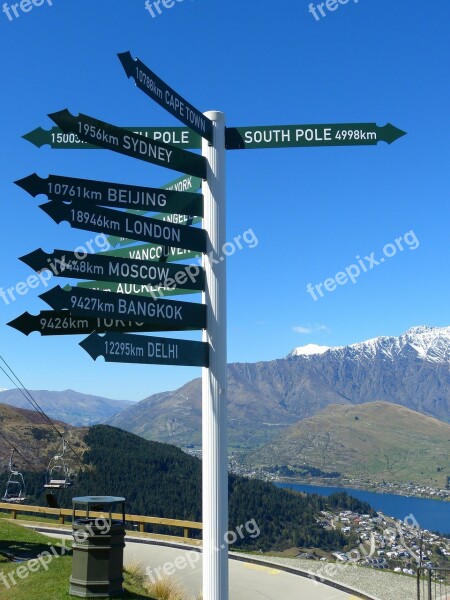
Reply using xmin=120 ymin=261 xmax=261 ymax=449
xmin=20 ymin=249 xmax=205 ymax=291
xmin=15 ymin=173 xmax=203 ymax=217
xmin=8 ymin=311 xmax=192 ymax=336
xmin=80 ymin=332 xmax=209 ymax=368
xmin=40 ymin=286 xmax=207 ymax=330
xmin=118 ymin=52 xmax=213 ymax=143
xmin=48 ymin=110 xmax=207 ymax=179
xmin=39 ymin=199 xmax=206 ymax=253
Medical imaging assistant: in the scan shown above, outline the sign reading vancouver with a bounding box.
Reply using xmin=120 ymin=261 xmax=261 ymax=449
xmin=48 ymin=110 xmax=207 ymax=179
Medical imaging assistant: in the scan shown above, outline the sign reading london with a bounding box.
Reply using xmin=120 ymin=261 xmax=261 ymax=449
xmin=8 ymin=311 xmax=188 ymax=336
xmin=80 ymin=332 xmax=209 ymax=368
xmin=39 ymin=199 xmax=206 ymax=253
xmin=15 ymin=173 xmax=203 ymax=217
xmin=40 ymin=286 xmax=207 ymax=330
xmin=225 ymin=123 xmax=407 ymax=149
xmin=118 ymin=51 xmax=213 ymax=143
xmin=20 ymin=248 xmax=205 ymax=291
xmin=48 ymin=110 xmax=207 ymax=179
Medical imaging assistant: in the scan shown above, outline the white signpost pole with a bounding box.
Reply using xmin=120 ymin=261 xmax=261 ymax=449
xmin=202 ymin=111 xmax=228 ymax=600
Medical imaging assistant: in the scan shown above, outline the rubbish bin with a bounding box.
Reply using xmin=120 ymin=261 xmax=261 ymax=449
xmin=69 ymin=496 xmax=126 ymax=598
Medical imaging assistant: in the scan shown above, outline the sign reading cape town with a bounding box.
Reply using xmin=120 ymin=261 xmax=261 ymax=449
xmin=20 ymin=249 xmax=205 ymax=291
xmin=15 ymin=173 xmax=203 ymax=218
xmin=80 ymin=332 xmax=209 ymax=368
xmin=48 ymin=110 xmax=207 ymax=179
xmin=40 ymin=286 xmax=207 ymax=330
xmin=118 ymin=52 xmax=213 ymax=143
xmin=39 ymin=199 xmax=206 ymax=253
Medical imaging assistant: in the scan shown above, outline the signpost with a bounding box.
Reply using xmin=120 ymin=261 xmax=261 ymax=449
xmin=118 ymin=52 xmax=213 ymax=143
xmin=8 ymin=311 xmax=189 ymax=336
xmin=39 ymin=286 xmax=207 ymax=330
xmin=20 ymin=248 xmax=205 ymax=290
xmin=10 ymin=49 xmax=407 ymax=600
xmin=225 ymin=122 xmax=406 ymax=150
xmin=22 ymin=125 xmax=201 ymax=150
xmin=80 ymin=332 xmax=209 ymax=367
xmin=15 ymin=173 xmax=203 ymax=217
xmin=48 ymin=110 xmax=207 ymax=179
xmin=39 ymin=199 xmax=207 ymax=253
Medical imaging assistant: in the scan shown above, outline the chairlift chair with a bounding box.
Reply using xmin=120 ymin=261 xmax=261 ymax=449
xmin=44 ymin=437 xmax=73 ymax=490
xmin=2 ymin=450 xmax=27 ymax=504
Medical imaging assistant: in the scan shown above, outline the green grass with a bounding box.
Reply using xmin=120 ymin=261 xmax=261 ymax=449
xmin=0 ymin=520 xmax=153 ymax=600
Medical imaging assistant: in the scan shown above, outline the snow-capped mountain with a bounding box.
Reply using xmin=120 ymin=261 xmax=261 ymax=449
xmin=109 ymin=326 xmax=450 ymax=448
xmin=290 ymin=326 xmax=450 ymax=364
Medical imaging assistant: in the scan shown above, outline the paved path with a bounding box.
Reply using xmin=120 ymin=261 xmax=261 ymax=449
xmin=38 ymin=529 xmax=360 ymax=599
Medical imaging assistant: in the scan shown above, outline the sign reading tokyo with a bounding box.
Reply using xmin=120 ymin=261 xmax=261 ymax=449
xmin=16 ymin=173 xmax=203 ymax=217
xmin=7 ymin=311 xmax=187 ymax=336
xmin=80 ymin=332 xmax=209 ymax=368
xmin=225 ymin=123 xmax=407 ymax=150
xmin=48 ymin=110 xmax=207 ymax=179
xmin=40 ymin=286 xmax=207 ymax=330
xmin=118 ymin=52 xmax=213 ymax=143
xmin=39 ymin=199 xmax=207 ymax=253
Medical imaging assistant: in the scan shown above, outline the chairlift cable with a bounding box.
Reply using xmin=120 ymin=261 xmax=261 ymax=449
xmin=0 ymin=430 xmax=38 ymax=473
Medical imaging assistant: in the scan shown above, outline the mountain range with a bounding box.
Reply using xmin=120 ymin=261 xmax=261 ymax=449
xmin=108 ymin=325 xmax=450 ymax=448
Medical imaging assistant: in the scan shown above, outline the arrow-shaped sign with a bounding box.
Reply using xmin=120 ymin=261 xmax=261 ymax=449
xmin=15 ymin=173 xmax=203 ymax=217
xmin=48 ymin=110 xmax=207 ymax=179
xmin=100 ymin=243 xmax=201 ymax=263
xmin=20 ymin=248 xmax=205 ymax=291
xmin=80 ymin=332 xmax=209 ymax=367
xmin=7 ymin=311 xmax=190 ymax=336
xmin=118 ymin=51 xmax=213 ymax=143
xmin=39 ymin=199 xmax=207 ymax=253
xmin=40 ymin=286 xmax=207 ymax=330
xmin=22 ymin=125 xmax=201 ymax=149
xmin=76 ymin=280 xmax=198 ymax=298
xmin=225 ymin=123 xmax=406 ymax=150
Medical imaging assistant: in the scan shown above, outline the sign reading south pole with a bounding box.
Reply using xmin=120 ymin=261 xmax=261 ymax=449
xmin=80 ymin=332 xmax=209 ymax=367
xmin=40 ymin=286 xmax=207 ymax=330
xmin=39 ymin=199 xmax=206 ymax=253
xmin=118 ymin=52 xmax=213 ymax=143
xmin=225 ymin=123 xmax=406 ymax=149
xmin=48 ymin=110 xmax=207 ymax=179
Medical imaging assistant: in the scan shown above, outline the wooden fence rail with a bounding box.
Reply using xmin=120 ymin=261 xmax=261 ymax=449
xmin=0 ymin=502 xmax=202 ymax=545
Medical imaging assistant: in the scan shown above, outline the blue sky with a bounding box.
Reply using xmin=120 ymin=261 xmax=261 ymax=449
xmin=0 ymin=0 xmax=448 ymax=401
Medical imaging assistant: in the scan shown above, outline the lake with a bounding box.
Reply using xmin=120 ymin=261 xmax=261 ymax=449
xmin=275 ymin=482 xmax=450 ymax=535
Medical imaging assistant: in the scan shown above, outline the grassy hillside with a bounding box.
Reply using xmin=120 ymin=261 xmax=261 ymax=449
xmin=244 ymin=402 xmax=450 ymax=488
xmin=0 ymin=403 xmax=87 ymax=471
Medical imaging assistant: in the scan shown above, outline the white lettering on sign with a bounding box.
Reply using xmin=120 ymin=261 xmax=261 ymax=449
xmin=123 ymin=135 xmax=173 ymax=163
xmin=118 ymin=299 xmax=183 ymax=320
xmin=147 ymin=341 xmax=179 ymax=360
xmin=108 ymin=263 xmax=170 ymax=282
xmin=107 ymin=188 xmax=167 ymax=208
xmin=125 ymin=218 xmax=182 ymax=244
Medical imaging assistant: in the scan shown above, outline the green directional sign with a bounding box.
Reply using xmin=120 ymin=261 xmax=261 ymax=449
xmin=48 ymin=110 xmax=207 ymax=179
xmin=118 ymin=52 xmax=213 ymax=143
xmin=80 ymin=332 xmax=209 ymax=367
xmin=20 ymin=249 xmax=205 ymax=291
xmin=101 ymin=243 xmax=201 ymax=263
xmin=22 ymin=126 xmax=201 ymax=150
xmin=40 ymin=286 xmax=207 ymax=330
xmin=76 ymin=280 xmax=198 ymax=299
xmin=15 ymin=173 xmax=203 ymax=217
xmin=225 ymin=123 xmax=407 ymax=150
xmin=7 ymin=311 xmax=189 ymax=336
xmin=40 ymin=199 xmax=207 ymax=253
